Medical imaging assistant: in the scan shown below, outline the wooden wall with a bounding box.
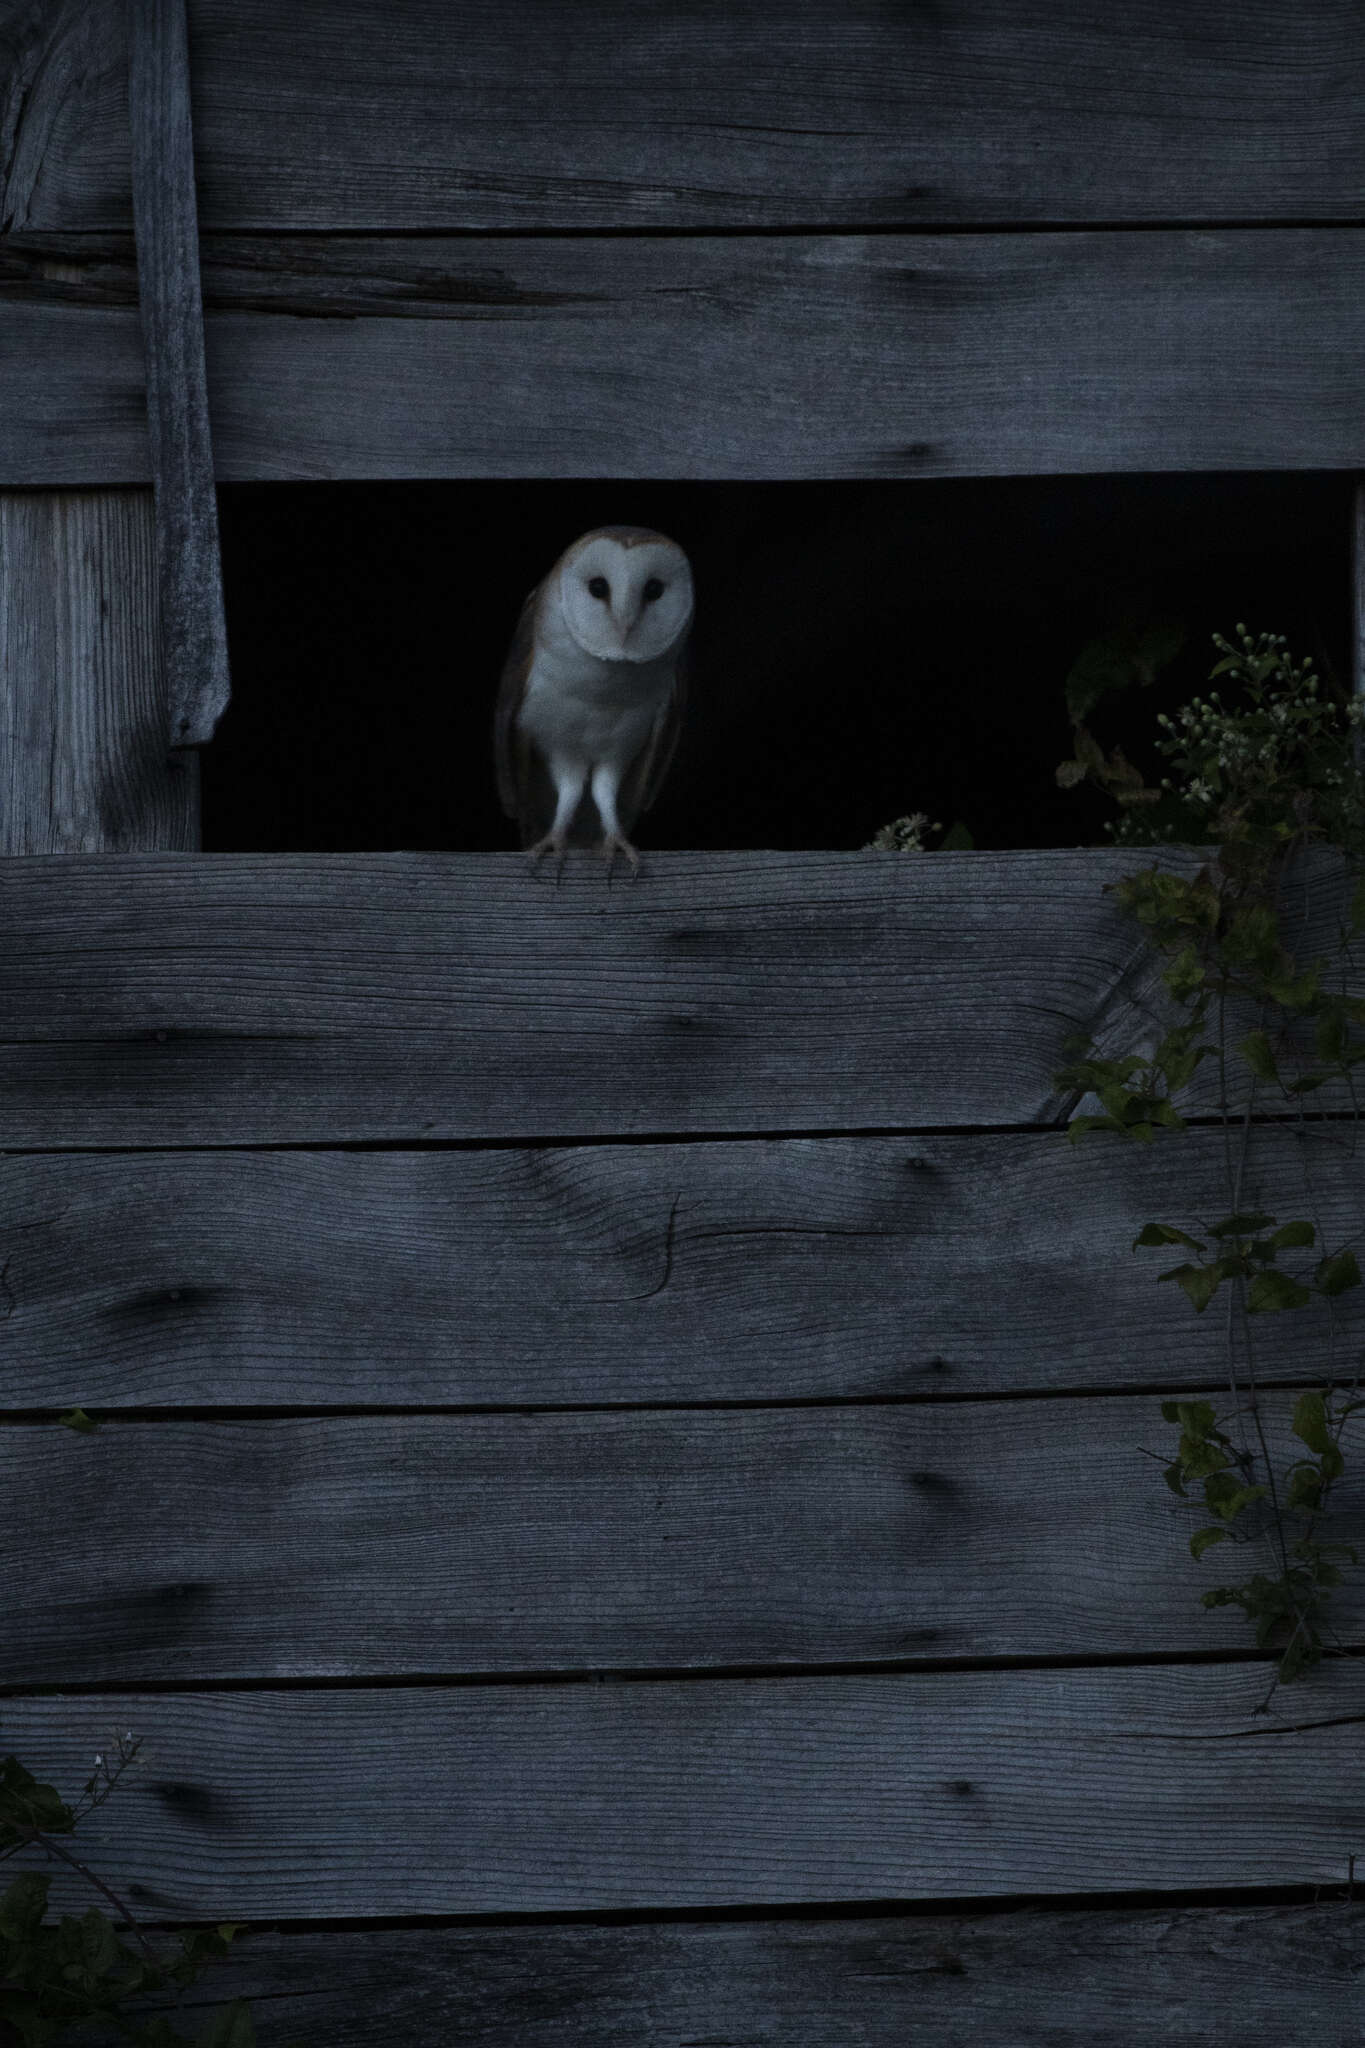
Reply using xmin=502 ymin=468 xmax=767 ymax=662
xmin=2 ymin=850 xmax=1364 ymax=2042
xmin=3 ymin=1 xmax=1365 ymax=2040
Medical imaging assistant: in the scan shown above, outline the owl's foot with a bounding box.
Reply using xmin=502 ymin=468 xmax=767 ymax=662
xmin=526 ymin=833 xmax=569 ymax=884
xmin=600 ymin=833 xmax=641 ymax=883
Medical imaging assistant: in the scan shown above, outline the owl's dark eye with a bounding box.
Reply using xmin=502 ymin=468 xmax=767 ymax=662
xmin=587 ymin=575 xmax=610 ymax=601
xmin=642 ymin=577 xmax=665 ymax=603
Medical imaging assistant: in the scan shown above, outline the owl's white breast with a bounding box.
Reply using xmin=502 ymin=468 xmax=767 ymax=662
xmin=517 ymin=603 xmax=676 ymax=772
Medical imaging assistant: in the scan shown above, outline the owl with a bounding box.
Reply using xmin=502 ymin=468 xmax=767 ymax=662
xmin=494 ymin=527 xmax=692 ymax=875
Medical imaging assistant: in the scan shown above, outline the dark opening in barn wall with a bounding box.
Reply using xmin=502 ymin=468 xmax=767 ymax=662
xmin=202 ymin=472 xmax=1354 ymax=856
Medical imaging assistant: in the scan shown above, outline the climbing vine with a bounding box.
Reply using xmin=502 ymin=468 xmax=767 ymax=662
xmin=1 ymin=1732 xmax=261 ymax=2046
xmin=1055 ymin=625 xmax=1365 ymax=1688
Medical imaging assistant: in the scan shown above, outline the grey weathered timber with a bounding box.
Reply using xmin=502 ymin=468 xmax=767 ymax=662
xmin=0 ymin=491 xmax=198 ymax=850
xmin=5 ymin=0 xmax=1364 ymax=233
xmin=5 ymin=229 xmax=1365 ymax=480
xmin=7 ymin=1664 xmax=1365 ymax=1916
xmin=5 ymin=1396 xmax=1362 ymax=1684
xmin=1 ymin=1126 xmax=1361 ymax=1407
xmin=127 ymin=0 xmax=231 ymax=746
xmin=0 ymin=846 xmax=1190 ymax=1144
xmin=108 ymin=1905 xmax=1365 ymax=2048
xmin=0 ymin=0 xmax=128 ymax=234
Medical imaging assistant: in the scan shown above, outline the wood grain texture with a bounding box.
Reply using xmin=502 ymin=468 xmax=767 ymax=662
xmin=0 ymin=0 xmax=127 ymax=234
xmin=5 ymin=228 xmax=1365 ymax=480
xmin=128 ymin=0 xmax=231 ymax=747
xmin=0 ymin=846 xmax=1180 ymax=1144
xmin=0 ymin=491 xmax=198 ymax=850
xmin=6 ymin=0 xmax=1365 ymax=233
xmin=106 ymin=1904 xmax=1365 ymax=2047
xmin=7 ymin=1666 xmax=1365 ymax=1916
xmin=5 ymin=1396 xmax=1362 ymax=1684
xmin=1 ymin=1125 xmax=1361 ymax=1407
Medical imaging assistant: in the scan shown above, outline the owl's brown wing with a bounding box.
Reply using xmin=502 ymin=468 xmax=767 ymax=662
xmin=493 ymin=582 xmax=545 ymax=843
xmin=618 ymin=641 xmax=688 ymax=834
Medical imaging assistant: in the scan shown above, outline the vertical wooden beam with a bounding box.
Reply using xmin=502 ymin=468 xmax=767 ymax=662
xmin=0 ymin=490 xmax=199 ymax=851
xmin=1353 ymin=481 xmax=1365 ymax=763
xmin=128 ymin=0 xmax=230 ymax=748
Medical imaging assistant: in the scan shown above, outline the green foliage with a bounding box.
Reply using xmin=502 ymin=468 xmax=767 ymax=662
xmin=864 ymin=812 xmax=974 ymax=853
xmin=1057 ymin=624 xmax=1365 ymax=856
xmin=0 ymin=1739 xmax=262 ymax=2047
xmin=1058 ymin=627 xmax=1365 ymax=1691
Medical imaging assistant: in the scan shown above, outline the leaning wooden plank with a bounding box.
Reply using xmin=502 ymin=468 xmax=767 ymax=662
xmin=1 ymin=1124 xmax=1361 ymax=1407
xmin=7 ymin=1665 xmax=1365 ymax=1916
xmin=7 ymin=0 xmax=1364 ymax=233
xmin=0 ymin=846 xmax=1181 ymax=1144
xmin=5 ymin=1397 xmax=1362 ymax=1684
xmin=108 ymin=1903 xmax=1365 ymax=2047
xmin=127 ymin=0 xmax=231 ymax=746
xmin=0 ymin=491 xmax=198 ymax=850
xmin=7 ymin=229 xmax=1365 ymax=480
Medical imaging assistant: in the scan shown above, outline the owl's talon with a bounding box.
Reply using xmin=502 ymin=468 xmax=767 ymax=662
xmin=526 ymin=835 xmax=568 ymax=882
xmin=601 ymin=834 xmax=641 ymax=884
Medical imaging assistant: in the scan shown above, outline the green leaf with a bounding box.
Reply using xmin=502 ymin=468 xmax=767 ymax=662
xmin=194 ymin=1999 xmax=257 ymax=2048
xmin=1246 ymin=1269 xmax=1312 ymax=1313
xmin=1207 ymin=1213 xmax=1275 ymax=1239
xmin=0 ymin=1871 xmax=51 ymax=1941
xmin=1268 ymin=1220 xmax=1315 ymax=1253
xmin=939 ymin=819 xmax=974 ymax=851
xmin=1292 ymin=1392 xmax=1330 ymax=1453
xmin=57 ymin=1407 xmax=97 ymax=1434
xmin=1160 ymin=1261 xmax=1219 ymax=1312
xmin=1286 ymin=1463 xmax=1324 ymax=1512
xmin=1316 ymin=1249 xmax=1362 ymax=1297
xmin=1134 ymin=1222 xmax=1205 ymax=1253
xmin=1169 ymin=1399 xmax=1217 ymax=1437
xmin=1238 ymin=1030 xmax=1279 ymax=1083
xmin=1190 ymin=1526 xmax=1230 ymax=1559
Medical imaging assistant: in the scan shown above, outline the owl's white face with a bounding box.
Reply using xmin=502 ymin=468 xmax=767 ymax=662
xmin=555 ymin=532 xmax=693 ymax=665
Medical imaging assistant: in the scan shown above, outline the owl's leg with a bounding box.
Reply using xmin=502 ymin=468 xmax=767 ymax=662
xmin=526 ymin=757 xmax=589 ymax=878
xmin=590 ymin=765 xmax=640 ymax=881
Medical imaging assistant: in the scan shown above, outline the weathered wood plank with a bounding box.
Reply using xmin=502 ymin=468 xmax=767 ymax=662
xmin=0 ymin=491 xmax=198 ymax=850
xmin=0 ymin=0 xmax=128 ymax=234
xmin=105 ymin=1904 xmax=1365 ymax=2047
xmin=0 ymin=846 xmax=1184 ymax=1144
xmin=5 ymin=1397 xmax=1361 ymax=1683
xmin=7 ymin=1666 xmax=1365 ymax=1916
xmin=1 ymin=1126 xmax=1360 ymax=1407
xmin=128 ymin=0 xmax=232 ymax=747
xmin=6 ymin=0 xmax=1364 ymax=234
xmin=5 ymin=229 xmax=1365 ymax=480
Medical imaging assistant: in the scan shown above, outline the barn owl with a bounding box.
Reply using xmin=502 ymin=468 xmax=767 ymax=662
xmin=494 ymin=527 xmax=692 ymax=875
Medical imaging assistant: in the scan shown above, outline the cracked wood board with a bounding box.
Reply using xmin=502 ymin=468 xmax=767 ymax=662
xmin=4 ymin=230 xmax=1365 ymax=480
xmin=6 ymin=1664 xmax=1365 ymax=1916
xmin=1 ymin=1124 xmax=1362 ymax=1406
xmin=106 ymin=1903 xmax=1365 ymax=2047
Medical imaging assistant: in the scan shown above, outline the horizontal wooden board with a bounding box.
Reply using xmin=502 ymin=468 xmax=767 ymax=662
xmin=5 ymin=1397 xmax=1363 ymax=1683
xmin=1 ymin=1125 xmax=1362 ymax=1407
xmin=7 ymin=1666 xmax=1365 ymax=1916
xmin=5 ymin=0 xmax=1364 ymax=234
xmin=107 ymin=1904 xmax=1365 ymax=2047
xmin=5 ymin=229 xmax=1365 ymax=480
xmin=0 ymin=847 xmax=1165 ymax=1142
xmin=0 ymin=847 xmax=1355 ymax=1144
